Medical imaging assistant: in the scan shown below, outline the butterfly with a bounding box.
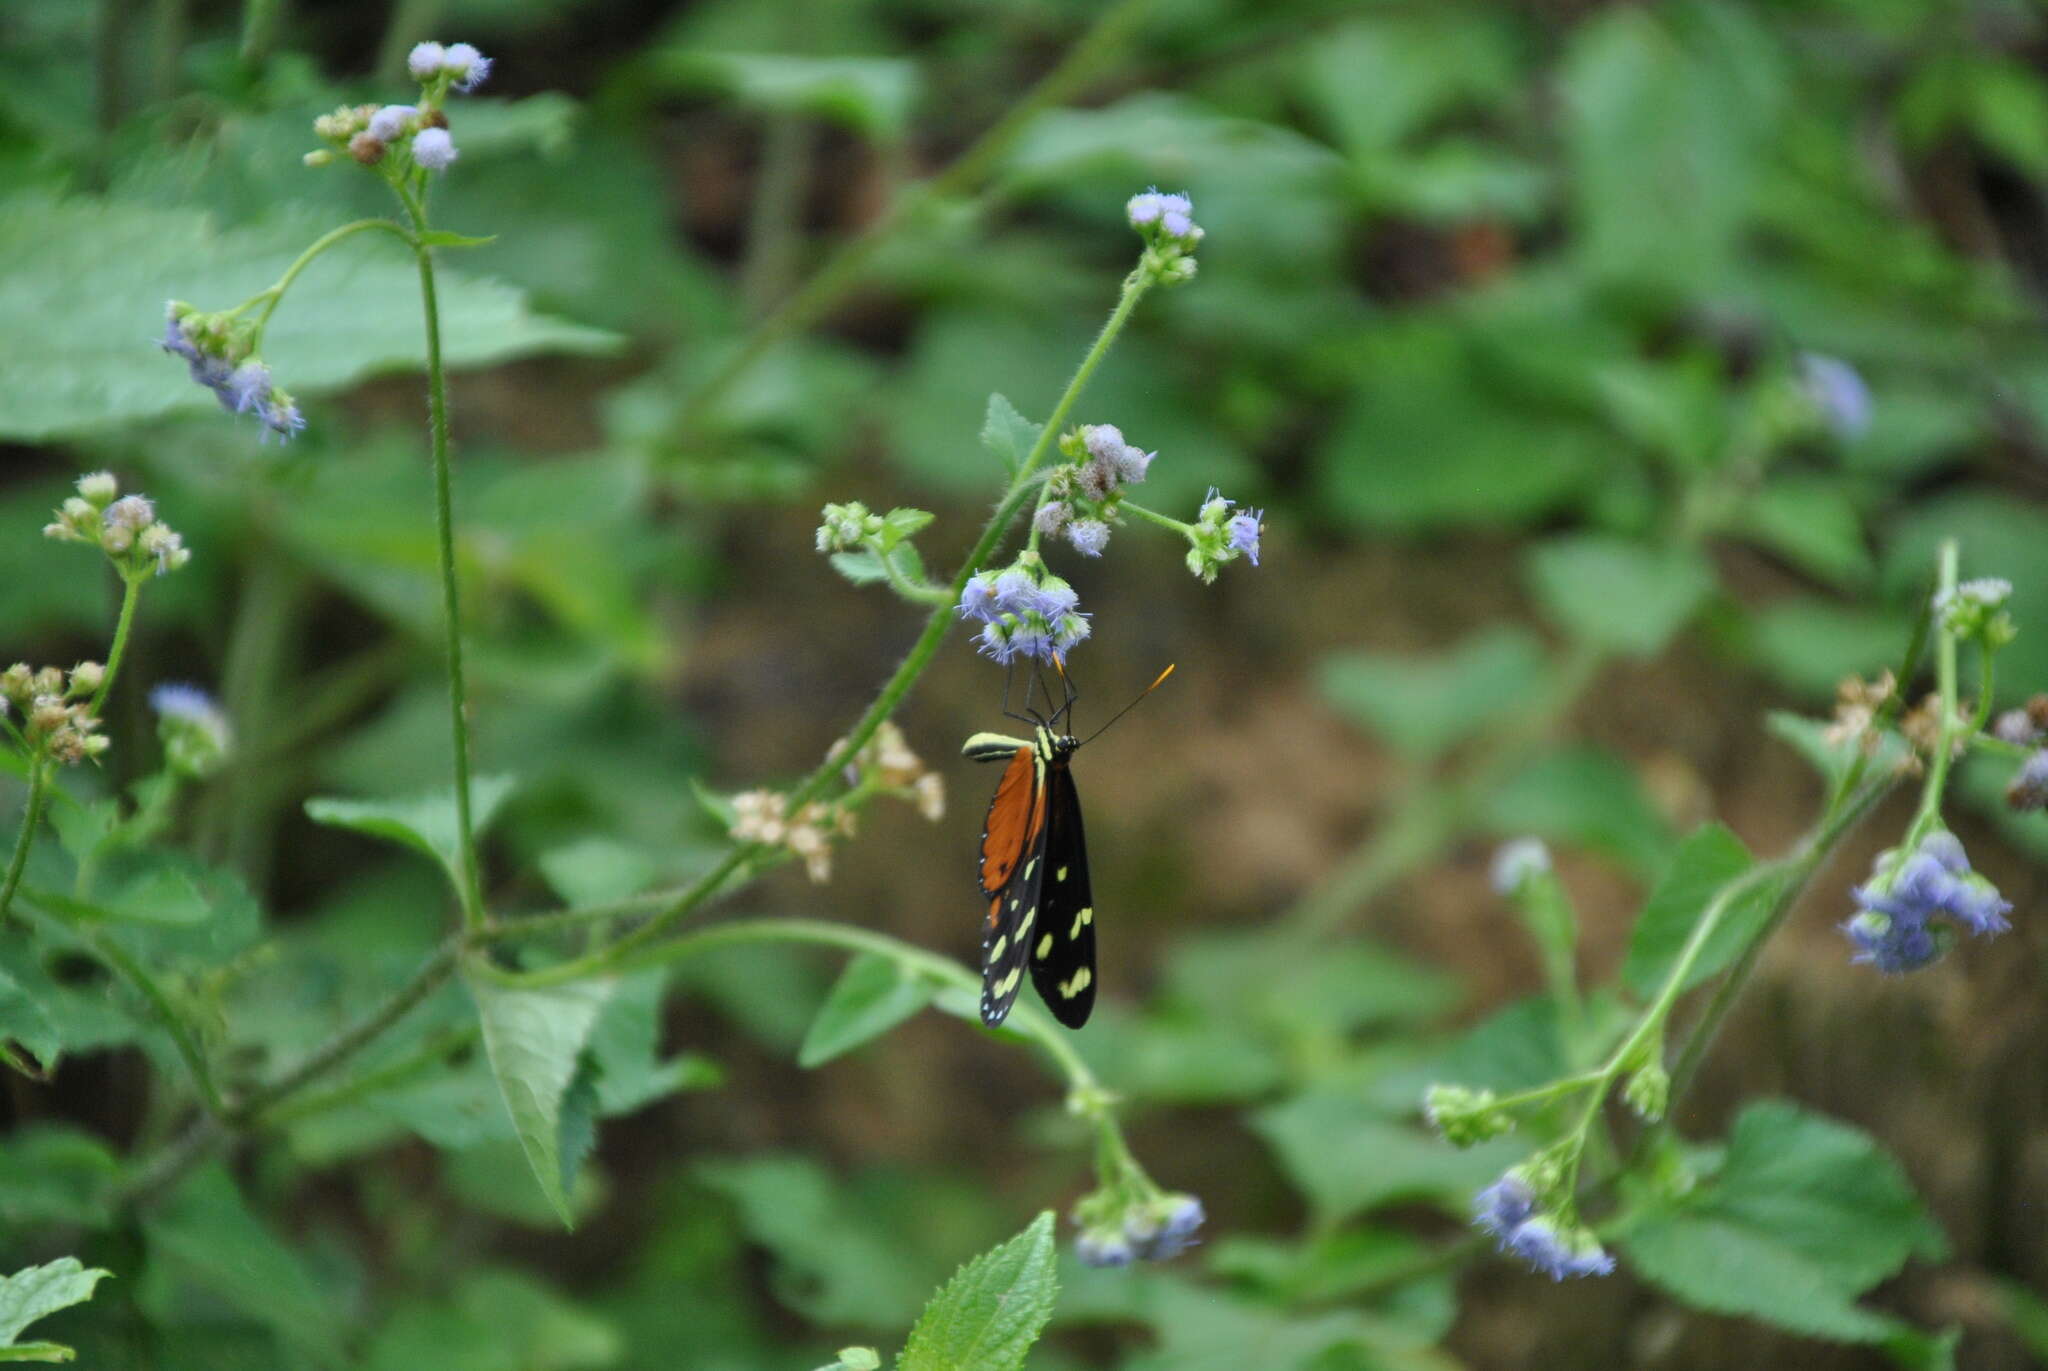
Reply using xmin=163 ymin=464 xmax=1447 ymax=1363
xmin=961 ymin=661 xmax=1173 ymax=1029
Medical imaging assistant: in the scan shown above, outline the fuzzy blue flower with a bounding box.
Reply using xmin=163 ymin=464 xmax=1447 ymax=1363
xmin=259 ymin=393 xmax=306 ymax=443
xmin=1112 ymin=446 xmax=1154 ymax=485
xmin=1225 ymin=509 xmax=1263 ymax=566
xmin=1008 ymin=613 xmax=1056 ymax=663
xmin=975 ymin=619 xmax=1015 ymax=661
xmin=1052 ymin=613 xmax=1091 ymax=655
xmin=957 ymin=572 xmax=1001 ymax=622
xmin=407 ymin=41 xmax=446 ymax=79
xmin=1798 ymin=353 xmax=1871 ymax=440
xmin=412 ymin=126 xmax=458 ymax=170
xmin=1845 ymin=830 xmax=2012 ymax=973
xmin=1473 ymin=1174 xmax=1537 ymax=1238
xmin=1502 ymin=1217 xmax=1616 ymax=1281
xmin=1066 ymin=520 xmax=1110 ymax=557
xmin=1125 ymin=192 xmax=1165 ymax=228
xmin=1076 ymin=1231 xmax=1136 ymax=1268
xmin=1033 ymin=578 xmax=1080 ymax=619
xmin=1033 ymin=501 xmax=1071 ymax=538
xmin=224 ymin=361 xmax=271 ymax=414
xmin=1082 ymin=424 xmax=1125 ymax=462
xmin=1140 ymin=1195 xmax=1204 ymax=1260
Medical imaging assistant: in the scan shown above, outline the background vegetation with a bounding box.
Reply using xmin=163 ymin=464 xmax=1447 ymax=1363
xmin=3 ymin=0 xmax=2048 ymax=1366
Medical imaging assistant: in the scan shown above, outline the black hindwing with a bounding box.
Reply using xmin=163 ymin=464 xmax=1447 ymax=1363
xmin=1027 ymin=759 xmax=1096 ymax=1028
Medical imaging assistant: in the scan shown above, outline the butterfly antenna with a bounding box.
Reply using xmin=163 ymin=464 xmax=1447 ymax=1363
xmin=1078 ymin=663 xmax=1175 ymax=747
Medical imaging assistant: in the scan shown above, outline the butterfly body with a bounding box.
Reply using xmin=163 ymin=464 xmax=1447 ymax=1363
xmin=964 ymin=724 xmax=1097 ymax=1029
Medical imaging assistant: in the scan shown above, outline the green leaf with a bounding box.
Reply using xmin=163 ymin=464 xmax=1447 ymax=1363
xmin=1739 ymin=478 xmax=1874 ymax=589
xmin=588 ymin=970 xmax=721 ymax=1116
xmin=0 ymin=1128 xmax=117 ymax=1229
xmin=1481 ymin=745 xmax=1674 ymax=878
xmin=367 ymin=1269 xmax=622 ymax=1371
xmin=1252 ymin=1090 xmax=1520 ymax=1224
xmin=0 ymin=1259 xmax=108 ymax=1359
xmin=1318 ymin=626 xmax=1547 ymax=759
xmin=468 ymin=974 xmax=616 ymax=1227
xmin=1622 ymin=1100 xmax=1943 ymax=1347
xmin=874 ymin=506 xmax=936 ymax=551
xmin=0 ymin=196 xmax=620 ymax=442
xmin=1525 ymin=534 xmax=1715 ymax=656
xmin=140 ymin=1166 xmax=341 ymax=1364
xmin=798 ymin=954 xmax=934 ymax=1069
xmin=305 ymin=775 xmax=518 ymax=896
xmin=416 ymin=229 xmax=499 ymax=248
xmin=644 ymin=51 xmax=919 ymax=140
xmin=0 ymin=966 xmax=59 ymax=1078
xmin=1622 ymin=824 xmax=1772 ymax=998
xmin=1748 ymin=600 xmax=1911 ymax=700
xmin=829 ymin=543 xmax=925 ymax=588
xmin=898 ymin=1212 xmax=1057 ymax=1371
xmin=979 ymin=394 xmax=1041 ymax=476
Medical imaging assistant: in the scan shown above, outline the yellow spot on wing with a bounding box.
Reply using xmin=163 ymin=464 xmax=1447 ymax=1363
xmin=989 ymin=935 xmax=1007 ymax=962
xmin=1036 ymin=933 xmax=1053 ymax=959
xmin=1056 ymin=866 xmax=1068 ymax=882
xmin=1059 ymin=967 xmax=1093 ymax=998
xmin=1071 ymin=907 xmax=1093 ymax=939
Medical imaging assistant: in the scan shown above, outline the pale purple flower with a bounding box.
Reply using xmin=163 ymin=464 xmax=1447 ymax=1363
xmin=1126 ymin=192 xmax=1165 ymax=228
xmin=1845 ymin=830 xmax=2012 ymax=973
xmin=1033 ymin=501 xmax=1071 ymax=537
xmin=407 ymin=41 xmax=446 ymax=79
xmin=1083 ymin=425 xmax=1125 ymax=462
xmin=957 ymin=572 xmax=1001 ymax=622
xmin=1077 ymin=1231 xmax=1135 ymax=1267
xmin=1112 ymin=446 xmax=1154 ymax=485
xmin=259 ymin=394 xmax=306 ymax=443
xmin=1502 ymin=1218 xmax=1616 ymax=1281
xmin=368 ymin=104 xmax=416 ymax=141
xmin=224 ymin=362 xmax=271 ymax=414
xmin=1140 ymin=1196 xmax=1204 ymax=1260
xmin=412 ymin=127 xmax=457 ymax=170
xmin=2008 ymin=750 xmax=2048 ymax=812
xmin=1052 ymin=613 xmax=1090 ymax=655
xmin=443 ymin=42 xmax=491 ymax=92
xmin=992 ymin=568 xmax=1039 ymax=615
xmin=1066 ymin=520 xmax=1110 ymax=557
xmin=1473 ymin=1175 xmax=1537 ymax=1238
xmin=1226 ymin=509 xmax=1263 ymax=566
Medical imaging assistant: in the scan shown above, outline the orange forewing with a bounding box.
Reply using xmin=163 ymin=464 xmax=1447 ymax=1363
xmin=977 ymin=745 xmax=1045 ymax=903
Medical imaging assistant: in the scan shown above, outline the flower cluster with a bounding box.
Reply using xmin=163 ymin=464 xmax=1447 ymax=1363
xmin=1073 ymin=1189 xmax=1206 ymax=1268
xmin=957 ymin=555 xmax=1090 ymax=665
xmin=1183 ymin=488 xmax=1263 ymax=584
xmin=1844 ymin=831 xmax=2012 ymax=974
xmin=1932 ymin=577 xmax=2017 ymax=647
xmin=151 ymin=684 xmax=233 ymax=778
xmin=307 ymin=41 xmax=489 ymax=176
xmin=1034 ymin=424 xmax=1157 ymax=558
xmin=43 ymin=473 xmax=192 ymax=578
xmin=158 ymin=306 xmax=303 ymax=443
xmin=728 ymin=790 xmax=856 ymax=884
xmin=830 ymin=720 xmax=944 ymax=823
xmin=1472 ymin=1169 xmax=1614 ymax=1281
xmin=1822 ymin=671 xmax=1896 ymax=752
xmin=1126 ymin=189 xmax=1203 ymax=286
xmin=1 ymin=663 xmax=109 ymax=766
xmin=815 ymin=502 xmax=884 ymax=554
xmin=1424 ymin=1084 xmax=1516 ymax=1147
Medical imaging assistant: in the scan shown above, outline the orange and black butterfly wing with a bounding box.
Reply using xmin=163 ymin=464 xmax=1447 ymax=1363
xmin=978 ymin=746 xmax=1049 ymax=1026
xmin=1027 ymin=759 xmax=1096 ymax=1028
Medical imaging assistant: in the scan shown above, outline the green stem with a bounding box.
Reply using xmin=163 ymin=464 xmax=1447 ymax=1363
xmin=403 ymin=211 xmax=485 ymax=933
xmin=1117 ymin=499 xmax=1194 ymax=537
xmin=875 ymin=547 xmax=952 ymax=606
xmin=1903 ymin=540 xmax=1962 ymax=851
xmin=91 ymin=574 xmax=145 ymax=715
xmin=0 ymin=762 xmax=49 ymax=922
xmin=258 ymin=1023 xmax=475 ymax=1127
xmin=739 ymin=113 xmax=813 ymax=318
xmin=243 ymin=219 xmax=414 ymax=331
xmin=671 ymin=0 xmax=1154 ymax=437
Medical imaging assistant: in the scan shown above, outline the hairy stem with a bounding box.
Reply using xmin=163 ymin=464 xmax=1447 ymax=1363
xmin=246 ymin=219 xmax=414 ymax=330
xmin=91 ymin=574 xmax=144 ymax=715
xmin=0 ymin=762 xmax=49 ymax=922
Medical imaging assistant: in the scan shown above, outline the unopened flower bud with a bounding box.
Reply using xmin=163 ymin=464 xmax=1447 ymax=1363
xmin=76 ymin=472 xmax=118 ymax=506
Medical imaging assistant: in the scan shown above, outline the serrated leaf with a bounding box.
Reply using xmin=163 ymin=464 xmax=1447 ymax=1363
xmin=468 ymin=974 xmax=616 ymax=1227
xmin=0 ymin=197 xmax=619 ymax=442
xmin=1318 ymin=625 xmax=1547 ymax=759
xmin=979 ymin=393 xmax=1041 ymax=476
xmin=1622 ymin=1101 xmax=1943 ymax=1348
xmin=875 ymin=506 xmax=936 ymax=551
xmin=0 ymin=1260 xmax=108 ymax=1356
xmin=798 ymin=954 xmax=934 ymax=1069
xmin=305 ymin=775 xmax=518 ymax=896
xmin=898 ymin=1212 xmax=1057 ymax=1371
xmin=1525 ymin=535 xmax=1715 ymax=656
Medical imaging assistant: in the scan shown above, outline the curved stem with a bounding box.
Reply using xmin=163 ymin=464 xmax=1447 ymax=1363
xmin=0 ymin=761 xmax=49 ymax=922
xmin=402 ymin=210 xmax=484 ymax=932
xmin=241 ymin=218 xmax=414 ymax=330
xmin=1902 ymin=541 xmax=1961 ymax=852
xmin=90 ymin=574 xmax=145 ymax=715
xmin=1117 ymin=499 xmax=1194 ymax=537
